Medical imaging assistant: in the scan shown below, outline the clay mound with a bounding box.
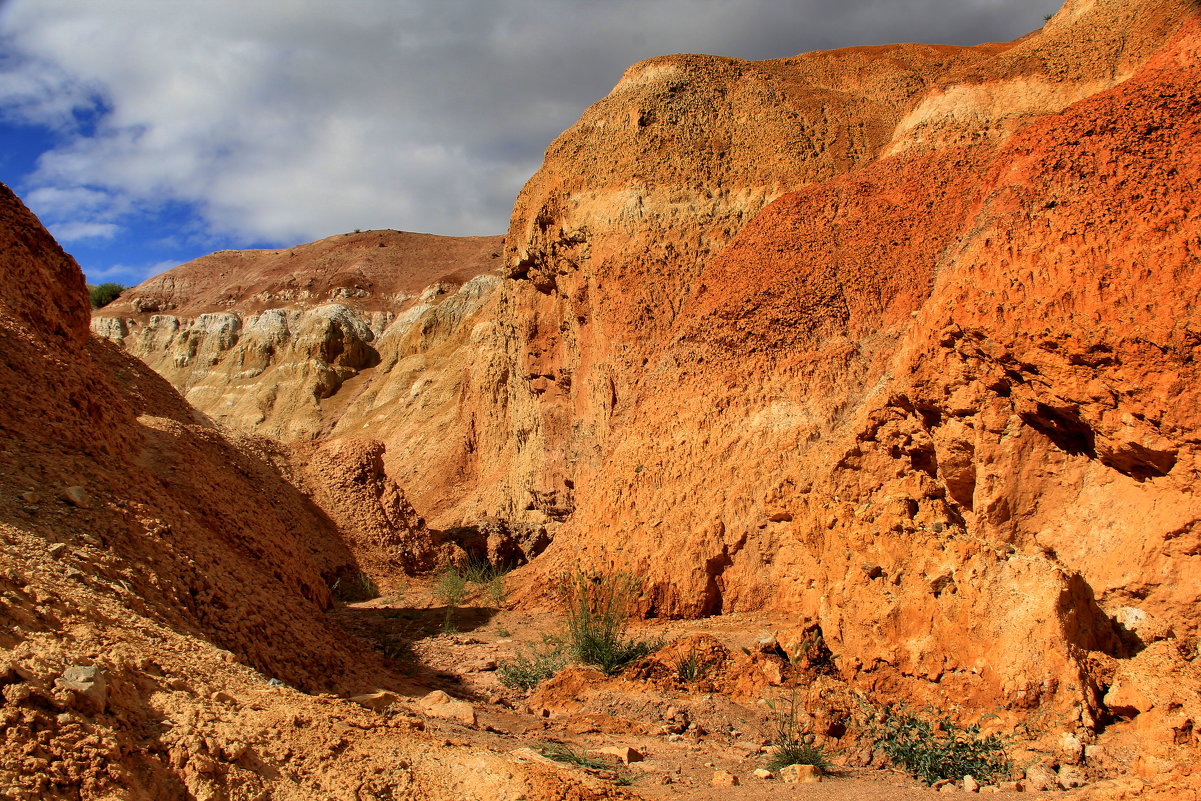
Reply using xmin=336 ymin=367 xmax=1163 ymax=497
xmin=103 ymin=229 xmax=503 ymax=318
xmin=0 ymin=186 xmax=600 ymax=800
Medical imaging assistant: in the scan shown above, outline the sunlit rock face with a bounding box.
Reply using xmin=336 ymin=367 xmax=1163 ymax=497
xmin=94 ymin=0 xmax=1201 ymax=772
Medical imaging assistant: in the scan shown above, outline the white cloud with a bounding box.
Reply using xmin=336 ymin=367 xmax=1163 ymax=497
xmin=51 ymin=220 xmax=120 ymax=242
xmin=0 ymin=0 xmax=1062 ymax=247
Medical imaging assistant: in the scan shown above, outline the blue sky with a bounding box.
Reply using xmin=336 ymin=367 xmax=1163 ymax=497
xmin=0 ymin=0 xmax=1063 ymax=288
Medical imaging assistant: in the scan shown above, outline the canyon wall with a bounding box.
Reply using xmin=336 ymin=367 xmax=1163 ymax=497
xmin=0 ymin=185 xmax=589 ymax=799
xmin=522 ymin=0 xmax=1201 ymax=771
xmin=90 ymin=0 xmax=1201 ymax=774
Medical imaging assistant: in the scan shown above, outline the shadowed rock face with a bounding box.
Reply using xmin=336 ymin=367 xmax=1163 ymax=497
xmin=0 ymin=188 xmax=605 ymax=800
xmin=89 ymin=0 xmax=1200 ymax=772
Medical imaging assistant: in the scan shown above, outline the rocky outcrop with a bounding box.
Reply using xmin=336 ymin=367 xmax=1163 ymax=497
xmin=85 ymin=0 xmax=1200 ymax=779
xmin=517 ymin=0 xmax=1201 ymax=775
xmin=0 ymin=186 xmax=600 ymax=800
xmin=92 ymin=232 xmax=522 ymax=527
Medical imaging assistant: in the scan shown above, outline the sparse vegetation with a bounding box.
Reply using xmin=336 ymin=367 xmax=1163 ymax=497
xmin=496 ymin=568 xmax=659 ymax=689
xmin=673 ymin=644 xmax=716 ymax=683
xmin=539 ymin=741 xmax=612 ymax=770
xmin=330 ymin=570 xmax=379 ymax=603
xmin=539 ymin=741 xmax=635 ymax=785
xmin=432 ymin=565 xmax=469 ymax=632
xmin=765 ymin=684 xmax=830 ymax=771
xmin=461 ymin=558 xmax=510 ymax=608
xmin=497 ymin=636 xmax=567 ymax=690
xmin=558 ymin=568 xmax=661 ymax=675
xmin=869 ymin=705 xmax=1010 ymax=785
xmin=87 ymin=282 xmax=126 ymax=309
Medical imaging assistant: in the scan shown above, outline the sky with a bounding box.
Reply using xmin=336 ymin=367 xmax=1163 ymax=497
xmin=0 ymin=0 xmax=1063 ymax=286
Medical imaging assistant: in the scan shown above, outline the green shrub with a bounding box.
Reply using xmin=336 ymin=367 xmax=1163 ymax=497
xmin=765 ymin=685 xmax=830 ymax=771
xmin=433 ymin=565 xmax=469 ymax=632
xmin=871 ymin=705 xmax=1010 ymax=785
xmin=485 ymin=571 xmax=508 ymax=608
xmin=539 ymin=741 xmax=611 ymax=770
xmin=558 ymin=568 xmax=660 ymax=675
xmin=539 ymin=741 xmax=634 ymax=784
xmin=88 ymin=282 xmax=126 ymax=309
xmin=330 ymin=570 xmax=379 ymax=603
xmin=455 ymin=558 xmax=510 ymax=608
xmin=497 ymin=637 xmax=567 ymax=690
xmin=673 ymin=644 xmax=716 ymax=683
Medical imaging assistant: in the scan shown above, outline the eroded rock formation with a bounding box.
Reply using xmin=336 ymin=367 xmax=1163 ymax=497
xmin=0 ymin=185 xmax=597 ymax=799
xmin=87 ymin=0 xmax=1201 ymax=781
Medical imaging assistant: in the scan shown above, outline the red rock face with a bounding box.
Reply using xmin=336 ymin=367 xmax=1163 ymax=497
xmin=79 ymin=0 xmax=1201 ymax=774
xmin=505 ymin=0 xmax=1201 ymax=764
xmin=0 ymin=184 xmax=392 ymax=690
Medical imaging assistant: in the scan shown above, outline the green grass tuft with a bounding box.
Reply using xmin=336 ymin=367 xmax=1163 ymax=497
xmin=558 ymin=568 xmax=661 ymax=675
xmin=497 ymin=637 xmax=567 ymax=690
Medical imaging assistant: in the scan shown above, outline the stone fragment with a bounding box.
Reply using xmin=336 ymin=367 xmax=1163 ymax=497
xmin=752 ymin=768 xmax=774 ymax=779
xmin=47 ymin=543 xmax=67 ymax=559
xmin=711 ymin=770 xmax=739 ymax=786
xmin=1057 ymin=764 xmax=1087 ymax=789
xmin=1024 ymin=764 xmax=1059 ymax=792
xmin=418 ymin=690 xmax=476 ymax=727
xmin=588 ymin=745 xmax=643 ymax=764
xmin=57 ymin=664 xmax=106 ymax=712
xmin=1057 ymin=732 xmax=1084 ymax=764
xmin=61 ymin=486 xmax=91 ymax=508
xmin=779 ymin=763 xmax=822 ymax=783
xmin=963 ymin=775 xmax=980 ymax=792
xmin=350 ymin=690 xmax=403 ymax=712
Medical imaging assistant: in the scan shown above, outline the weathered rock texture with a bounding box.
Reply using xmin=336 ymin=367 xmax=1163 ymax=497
xmin=93 ymin=231 xmax=529 ymax=528
xmin=519 ymin=0 xmax=1201 ymax=777
xmin=0 ymin=186 xmax=598 ymax=799
xmin=91 ymin=0 xmax=1200 ymax=780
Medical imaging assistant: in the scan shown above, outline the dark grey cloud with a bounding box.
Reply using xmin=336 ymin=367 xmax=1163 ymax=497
xmin=0 ymin=0 xmax=1062 ymax=249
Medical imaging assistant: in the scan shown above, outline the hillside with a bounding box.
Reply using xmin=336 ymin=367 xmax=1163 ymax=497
xmin=80 ymin=0 xmax=1201 ymax=791
xmin=0 ymin=185 xmax=598 ymax=799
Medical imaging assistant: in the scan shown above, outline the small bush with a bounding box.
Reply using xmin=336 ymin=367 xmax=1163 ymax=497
xmin=331 ymin=570 xmax=379 ymax=603
xmin=433 ymin=565 xmax=469 ymax=632
xmin=88 ymin=282 xmax=126 ymax=309
xmin=459 ymin=558 xmax=509 ymax=607
xmin=769 ymin=740 xmax=830 ymax=772
xmin=871 ymin=705 xmax=1010 ymax=785
xmin=539 ymin=741 xmax=611 ymax=771
xmin=485 ymin=571 xmax=508 ymax=607
xmin=673 ymin=644 xmax=716 ymax=683
xmin=765 ymin=685 xmax=830 ymax=771
xmin=540 ymin=741 xmax=634 ymax=785
xmin=497 ymin=637 xmax=567 ymax=690
xmin=558 ymin=568 xmax=660 ymax=675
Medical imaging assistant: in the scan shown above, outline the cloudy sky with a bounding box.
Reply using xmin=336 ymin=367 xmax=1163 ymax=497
xmin=0 ymin=0 xmax=1061 ymax=285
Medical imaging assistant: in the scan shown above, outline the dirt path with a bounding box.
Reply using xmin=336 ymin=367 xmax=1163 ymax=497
xmin=328 ymin=580 xmax=1066 ymax=801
